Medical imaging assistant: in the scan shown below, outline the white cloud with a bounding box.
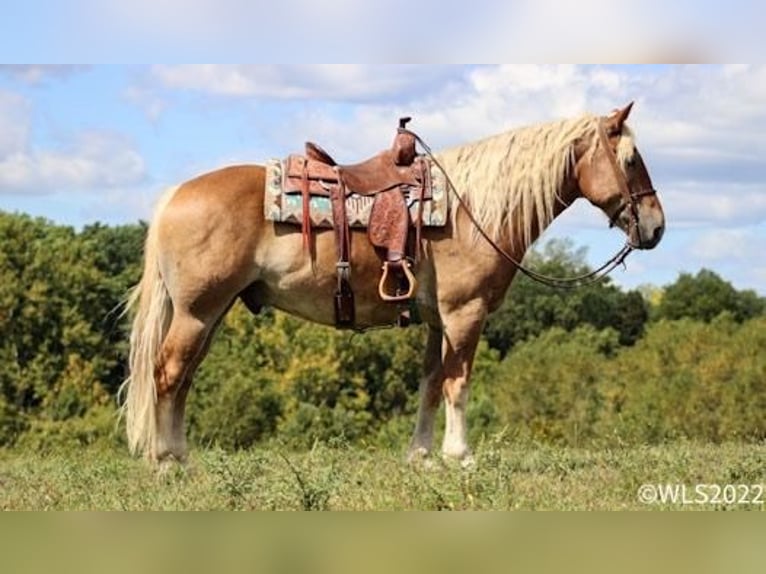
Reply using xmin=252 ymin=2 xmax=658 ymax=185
xmin=0 ymin=131 xmax=146 ymax=195
xmin=247 ymin=64 xmax=636 ymax=167
xmin=663 ymin=183 xmax=766 ymax=228
xmin=677 ymin=225 xmax=766 ymax=293
xmin=0 ymin=81 xmax=147 ymax=196
xmin=0 ymin=65 xmax=89 ymax=84
xmin=688 ymin=227 xmax=765 ymax=263
xmin=138 ymin=64 xmax=766 ymax=173
xmin=636 ymin=66 xmax=766 ymax=156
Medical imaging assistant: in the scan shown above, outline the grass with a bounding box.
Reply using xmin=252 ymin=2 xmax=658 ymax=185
xmin=1 ymin=439 xmax=764 ymax=510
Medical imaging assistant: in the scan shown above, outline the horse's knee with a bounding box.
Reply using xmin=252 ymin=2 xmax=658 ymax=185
xmin=442 ymin=377 xmax=470 ymax=407
xmin=154 ymin=337 xmax=198 ymax=397
xmin=155 ymin=360 xmax=184 ymax=398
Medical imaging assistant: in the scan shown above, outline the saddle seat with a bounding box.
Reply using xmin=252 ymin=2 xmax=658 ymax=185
xmin=304 ymin=118 xmax=422 ymax=197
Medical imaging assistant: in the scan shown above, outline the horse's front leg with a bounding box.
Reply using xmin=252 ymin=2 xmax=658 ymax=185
xmin=439 ymin=303 xmax=485 ymax=464
xmin=407 ymin=324 xmax=444 ymax=462
xmin=408 ymin=302 xmax=486 ymax=464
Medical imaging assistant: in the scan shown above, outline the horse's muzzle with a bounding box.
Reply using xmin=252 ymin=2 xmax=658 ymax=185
xmin=633 ymin=203 xmax=665 ymax=250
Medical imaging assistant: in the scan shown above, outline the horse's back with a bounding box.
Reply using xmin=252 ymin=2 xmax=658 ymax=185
xmin=169 ymin=164 xmax=266 ymax=219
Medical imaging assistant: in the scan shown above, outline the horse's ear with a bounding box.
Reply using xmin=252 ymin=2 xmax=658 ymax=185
xmin=606 ymin=102 xmax=634 ymax=134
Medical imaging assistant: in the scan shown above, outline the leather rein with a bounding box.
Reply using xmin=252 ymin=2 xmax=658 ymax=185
xmin=405 ymin=120 xmax=657 ymax=290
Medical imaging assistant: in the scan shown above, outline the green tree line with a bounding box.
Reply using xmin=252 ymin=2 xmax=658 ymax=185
xmin=1 ymin=211 xmax=764 ymax=450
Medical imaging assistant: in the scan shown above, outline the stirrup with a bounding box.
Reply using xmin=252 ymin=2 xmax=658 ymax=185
xmin=378 ymin=261 xmax=417 ymax=302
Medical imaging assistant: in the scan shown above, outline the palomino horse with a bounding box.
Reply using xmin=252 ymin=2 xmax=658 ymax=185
xmin=123 ymin=103 xmax=665 ymax=465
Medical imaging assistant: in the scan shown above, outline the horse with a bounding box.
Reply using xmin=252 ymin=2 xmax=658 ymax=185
xmin=122 ymin=102 xmax=665 ymax=466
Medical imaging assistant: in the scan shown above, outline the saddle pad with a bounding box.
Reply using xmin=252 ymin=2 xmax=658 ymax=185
xmin=263 ymin=159 xmax=449 ymax=229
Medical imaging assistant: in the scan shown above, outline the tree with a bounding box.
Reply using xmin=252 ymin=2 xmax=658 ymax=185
xmin=0 ymin=212 xmax=144 ymax=446
xmin=655 ymin=269 xmax=765 ymax=323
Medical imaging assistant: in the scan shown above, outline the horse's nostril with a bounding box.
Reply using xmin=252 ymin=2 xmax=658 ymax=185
xmin=652 ymin=225 xmax=664 ymax=243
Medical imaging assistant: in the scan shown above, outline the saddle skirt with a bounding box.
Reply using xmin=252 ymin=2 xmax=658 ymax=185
xmin=264 ymin=158 xmax=449 ymax=230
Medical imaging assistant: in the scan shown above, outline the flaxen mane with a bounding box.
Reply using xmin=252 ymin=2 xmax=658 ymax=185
xmin=437 ymin=114 xmax=636 ymax=247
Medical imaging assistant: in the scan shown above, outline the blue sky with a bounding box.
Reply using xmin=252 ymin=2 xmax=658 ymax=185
xmin=0 ymin=65 xmax=764 ymax=295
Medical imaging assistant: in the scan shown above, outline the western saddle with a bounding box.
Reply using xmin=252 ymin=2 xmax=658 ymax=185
xmin=284 ymin=118 xmax=433 ymax=328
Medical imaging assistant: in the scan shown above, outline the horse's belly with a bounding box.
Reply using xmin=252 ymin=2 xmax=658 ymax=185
xmin=253 ymin=269 xmax=414 ymax=329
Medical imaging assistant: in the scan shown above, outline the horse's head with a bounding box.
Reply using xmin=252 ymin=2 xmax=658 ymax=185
xmin=575 ymin=103 xmax=665 ymax=250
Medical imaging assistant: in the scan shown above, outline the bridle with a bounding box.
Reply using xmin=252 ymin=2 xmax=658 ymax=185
xmin=403 ymin=119 xmax=658 ymax=289
xmin=596 ymin=121 xmax=658 ymax=249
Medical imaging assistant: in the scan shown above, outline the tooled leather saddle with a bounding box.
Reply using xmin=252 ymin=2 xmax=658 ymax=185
xmin=282 ymin=118 xmax=433 ymax=328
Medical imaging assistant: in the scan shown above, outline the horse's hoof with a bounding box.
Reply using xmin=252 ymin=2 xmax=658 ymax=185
xmin=155 ymin=454 xmax=189 ymax=480
xmin=459 ymin=455 xmax=476 ymax=470
xmin=441 ymin=451 xmax=476 ymax=470
xmin=406 ymin=447 xmax=430 ymax=465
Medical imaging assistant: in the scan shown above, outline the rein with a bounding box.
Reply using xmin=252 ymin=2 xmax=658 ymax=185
xmin=404 ymin=122 xmax=645 ymax=290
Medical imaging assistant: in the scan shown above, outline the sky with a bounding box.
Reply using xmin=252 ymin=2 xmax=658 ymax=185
xmin=0 ymin=64 xmax=764 ymax=295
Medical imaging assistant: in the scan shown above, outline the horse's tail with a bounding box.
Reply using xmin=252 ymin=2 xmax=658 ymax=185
xmin=120 ymin=187 xmax=177 ymax=458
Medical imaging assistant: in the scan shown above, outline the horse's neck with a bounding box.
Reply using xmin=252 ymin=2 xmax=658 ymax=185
xmin=498 ymin=177 xmax=580 ymax=259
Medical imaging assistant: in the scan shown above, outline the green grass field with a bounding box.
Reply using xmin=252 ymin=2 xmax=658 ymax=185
xmin=2 ymin=439 xmax=764 ymax=511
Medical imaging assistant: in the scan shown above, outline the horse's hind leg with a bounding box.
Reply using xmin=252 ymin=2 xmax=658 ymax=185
xmin=154 ymin=310 xmax=220 ymax=464
xmin=168 ymin=307 xmax=232 ymax=464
